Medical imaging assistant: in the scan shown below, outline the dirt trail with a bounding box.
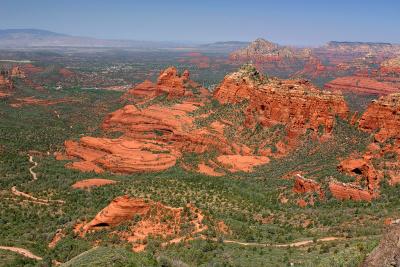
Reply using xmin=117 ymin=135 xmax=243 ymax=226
xmin=222 ymin=236 xmax=344 ymax=247
xmin=28 ymin=155 xmax=38 ymax=180
xmin=0 ymin=246 xmax=42 ymax=260
xmin=10 ymin=154 xmax=65 ymax=204
xmin=11 ymin=186 xmax=64 ymax=204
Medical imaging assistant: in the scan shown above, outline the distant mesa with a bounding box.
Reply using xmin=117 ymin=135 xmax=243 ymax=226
xmin=229 ymin=38 xmax=312 ymax=64
xmin=324 ymin=76 xmax=400 ymax=95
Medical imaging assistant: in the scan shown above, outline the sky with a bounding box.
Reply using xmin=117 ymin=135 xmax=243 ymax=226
xmin=1 ymin=0 xmax=399 ymax=45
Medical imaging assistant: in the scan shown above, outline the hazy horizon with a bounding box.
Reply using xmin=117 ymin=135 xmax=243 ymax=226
xmin=1 ymin=0 xmax=400 ymax=45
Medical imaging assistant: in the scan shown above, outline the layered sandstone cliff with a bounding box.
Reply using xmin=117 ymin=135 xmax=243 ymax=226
xmin=214 ymin=64 xmax=349 ymax=138
xmin=324 ymin=76 xmax=399 ymax=95
xmin=358 ymin=93 xmax=400 ymax=142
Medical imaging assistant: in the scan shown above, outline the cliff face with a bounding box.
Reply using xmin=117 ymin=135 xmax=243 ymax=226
xmin=358 ymin=93 xmax=400 ymax=142
xmin=214 ymin=64 xmax=349 ymax=138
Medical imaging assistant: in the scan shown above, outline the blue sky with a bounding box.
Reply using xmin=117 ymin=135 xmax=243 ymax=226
xmin=1 ymin=0 xmax=399 ymax=45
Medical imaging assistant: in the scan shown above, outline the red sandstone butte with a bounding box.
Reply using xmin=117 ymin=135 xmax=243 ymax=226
xmin=214 ymin=64 xmax=349 ymax=138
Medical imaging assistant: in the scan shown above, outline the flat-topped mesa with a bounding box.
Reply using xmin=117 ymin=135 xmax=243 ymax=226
xmin=358 ymin=93 xmax=400 ymax=142
xmin=214 ymin=64 xmax=349 ymax=137
xmin=123 ymin=67 xmax=208 ymax=101
xmin=324 ymin=76 xmax=400 ymax=96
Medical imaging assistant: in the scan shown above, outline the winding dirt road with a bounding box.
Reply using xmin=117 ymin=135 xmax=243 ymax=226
xmin=28 ymin=155 xmax=38 ymax=180
xmin=10 ymin=154 xmax=65 ymax=204
xmin=0 ymin=246 xmax=42 ymax=260
xmin=222 ymin=237 xmax=344 ymax=248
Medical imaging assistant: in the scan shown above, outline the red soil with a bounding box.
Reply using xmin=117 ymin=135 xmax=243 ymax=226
xmin=10 ymin=97 xmax=77 ymax=108
xmin=216 ymin=155 xmax=270 ymax=172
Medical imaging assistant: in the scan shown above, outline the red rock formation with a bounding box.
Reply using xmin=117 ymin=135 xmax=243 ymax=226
xmin=123 ymin=67 xmax=206 ymax=101
xmin=230 ymin=38 xmax=311 ymax=63
xmin=10 ymin=66 xmax=25 ymax=78
xmin=63 ymin=101 xmax=245 ymax=174
xmin=0 ymin=72 xmax=13 ymax=90
xmin=329 ymin=180 xmax=377 ymax=201
xmin=297 ymin=199 xmax=308 ymax=208
xmin=292 ymin=174 xmax=324 ymax=199
xmin=324 ymin=76 xmax=399 ymax=95
xmin=214 ymin=65 xmax=348 ymax=138
xmin=81 ymin=196 xmax=155 ymax=230
xmin=71 ymin=178 xmax=117 ymax=189
xmin=380 ymin=56 xmax=400 ymax=75
xmin=338 ymin=158 xmax=380 ymax=191
xmin=77 ymin=196 xmax=208 ymax=252
xmin=358 ymin=93 xmax=400 ymax=142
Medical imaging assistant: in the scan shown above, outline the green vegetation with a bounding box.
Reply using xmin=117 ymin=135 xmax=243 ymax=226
xmin=0 ymin=57 xmax=396 ymax=266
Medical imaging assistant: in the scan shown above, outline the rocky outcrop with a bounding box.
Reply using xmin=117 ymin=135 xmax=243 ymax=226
xmin=338 ymin=158 xmax=380 ymax=191
xmin=76 ymin=196 xmax=208 ymax=252
xmin=328 ymin=180 xmax=377 ymax=201
xmin=123 ymin=67 xmax=206 ymax=101
xmin=63 ymin=101 xmax=245 ymax=174
xmin=214 ymin=64 xmax=349 ymax=139
xmin=0 ymin=72 xmax=13 ymax=90
xmin=358 ymin=93 xmax=400 ymax=142
xmin=213 ymin=64 xmax=266 ymax=104
xmin=292 ymin=174 xmax=324 ymax=199
xmin=362 ymin=223 xmax=400 ymax=267
xmin=324 ymin=76 xmax=399 ymax=95
xmin=81 ymin=196 xmax=156 ymax=230
xmin=10 ymin=66 xmax=25 ymax=78
xmin=63 ymin=64 xmax=351 ymax=175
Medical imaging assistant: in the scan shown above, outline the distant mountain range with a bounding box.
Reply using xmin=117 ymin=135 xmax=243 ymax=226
xmin=0 ymin=29 xmax=191 ymax=49
xmin=0 ymin=29 xmax=250 ymax=51
xmin=0 ymin=29 xmax=397 ymax=52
